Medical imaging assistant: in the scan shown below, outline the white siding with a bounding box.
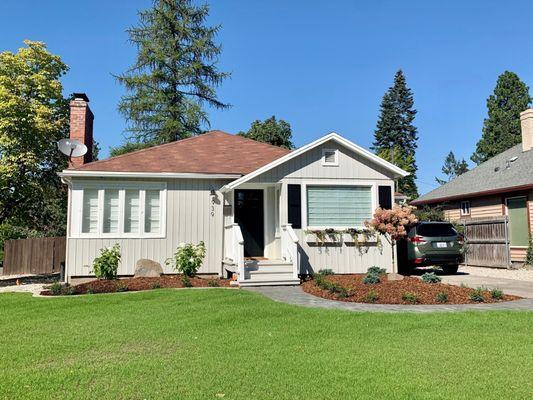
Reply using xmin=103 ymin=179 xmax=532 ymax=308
xmin=66 ymin=178 xmax=230 ymax=278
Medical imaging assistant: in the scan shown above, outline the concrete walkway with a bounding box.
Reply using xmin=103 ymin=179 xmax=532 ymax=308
xmin=439 ymin=273 xmax=533 ymax=299
xmin=245 ymin=285 xmax=533 ymax=313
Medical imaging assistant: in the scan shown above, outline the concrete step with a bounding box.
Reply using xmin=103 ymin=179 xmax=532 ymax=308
xmin=237 ymin=278 xmax=301 ymax=287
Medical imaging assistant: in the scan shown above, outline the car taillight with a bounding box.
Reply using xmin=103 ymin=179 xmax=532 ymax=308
xmin=457 ymin=234 xmax=464 ymax=245
xmin=413 ymin=257 xmax=425 ymax=264
xmin=410 ymin=235 xmax=426 ymax=244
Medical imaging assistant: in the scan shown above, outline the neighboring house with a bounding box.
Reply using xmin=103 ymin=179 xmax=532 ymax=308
xmin=412 ymin=108 xmax=533 ymax=264
xmin=60 ymin=93 xmax=408 ymax=286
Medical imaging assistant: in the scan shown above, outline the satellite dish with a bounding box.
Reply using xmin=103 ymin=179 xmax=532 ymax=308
xmin=57 ymin=138 xmax=87 ymax=158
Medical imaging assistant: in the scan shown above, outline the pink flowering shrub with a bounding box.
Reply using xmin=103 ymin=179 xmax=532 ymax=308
xmin=365 ymin=204 xmax=418 ymax=241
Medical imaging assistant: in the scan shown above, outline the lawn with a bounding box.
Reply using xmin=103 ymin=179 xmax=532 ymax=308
xmin=0 ymin=289 xmax=532 ymax=399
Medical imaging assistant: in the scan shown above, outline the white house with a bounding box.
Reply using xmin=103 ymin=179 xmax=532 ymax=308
xmin=60 ymin=94 xmax=409 ymax=286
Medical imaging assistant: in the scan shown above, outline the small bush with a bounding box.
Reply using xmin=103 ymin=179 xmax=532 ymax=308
xmin=436 ymin=292 xmax=448 ymax=303
xmin=92 ymin=244 xmax=121 ymax=280
xmin=469 ymin=288 xmax=485 ymax=302
xmin=116 ymin=282 xmax=128 ymax=292
xmin=363 ymin=273 xmax=380 ymax=285
xmin=62 ymin=285 xmax=75 ymax=296
xmin=421 ymin=272 xmax=442 ymax=284
xmin=318 ymin=268 xmax=334 ymax=276
xmin=207 ymin=279 xmax=220 ymax=287
xmin=363 ymin=290 xmax=379 ymax=303
xmin=86 ymin=285 xmax=94 ymax=294
xmin=402 ymin=292 xmax=418 ymax=304
xmin=150 ymin=282 xmax=162 ymax=289
xmin=490 ymin=288 xmax=504 ymax=300
xmin=49 ymin=282 xmax=63 ymax=295
xmin=367 ymin=266 xmax=386 ymax=275
xmin=168 ymin=242 xmax=206 ymax=277
xmin=526 ymin=236 xmax=533 ymax=266
xmin=181 ymin=275 xmax=193 ymax=287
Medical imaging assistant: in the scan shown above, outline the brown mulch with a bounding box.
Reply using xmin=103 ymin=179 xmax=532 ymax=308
xmin=40 ymin=275 xmax=231 ymax=296
xmin=301 ymin=274 xmax=521 ymax=305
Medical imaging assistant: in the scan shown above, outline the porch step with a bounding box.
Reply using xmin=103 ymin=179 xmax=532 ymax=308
xmin=237 ymin=278 xmax=301 ymax=287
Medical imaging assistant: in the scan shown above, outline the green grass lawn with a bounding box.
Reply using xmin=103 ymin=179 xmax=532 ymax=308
xmin=0 ymin=289 xmax=532 ymax=399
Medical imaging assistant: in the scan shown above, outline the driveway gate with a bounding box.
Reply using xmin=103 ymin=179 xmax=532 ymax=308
xmin=462 ymin=217 xmax=510 ymax=268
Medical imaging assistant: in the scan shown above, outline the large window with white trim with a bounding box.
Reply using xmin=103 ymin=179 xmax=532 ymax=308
xmin=74 ymin=183 xmax=166 ymax=238
xmin=306 ymin=185 xmax=372 ymax=228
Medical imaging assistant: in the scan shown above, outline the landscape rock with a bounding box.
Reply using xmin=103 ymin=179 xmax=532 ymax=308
xmin=134 ymin=259 xmax=163 ymax=278
xmin=387 ymin=273 xmax=404 ymax=281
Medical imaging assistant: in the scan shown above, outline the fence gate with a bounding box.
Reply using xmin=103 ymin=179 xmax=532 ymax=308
xmin=462 ymin=217 xmax=510 ymax=268
xmin=3 ymin=237 xmax=66 ymax=276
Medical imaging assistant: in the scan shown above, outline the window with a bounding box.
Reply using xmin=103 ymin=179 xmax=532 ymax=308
xmin=75 ymin=183 xmax=166 ymax=238
xmin=378 ymin=186 xmax=392 ymax=209
xmin=506 ymin=197 xmax=529 ymax=247
xmin=322 ymin=149 xmax=338 ymax=166
xmin=306 ymin=185 xmax=372 ymax=227
xmin=287 ymin=184 xmax=302 ymax=229
xmin=460 ymin=201 xmax=470 ymax=216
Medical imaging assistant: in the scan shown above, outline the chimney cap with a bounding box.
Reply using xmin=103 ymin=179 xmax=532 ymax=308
xmin=73 ymin=92 xmax=90 ymax=102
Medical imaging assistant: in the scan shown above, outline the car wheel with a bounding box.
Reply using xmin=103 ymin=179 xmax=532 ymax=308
xmin=442 ymin=264 xmax=459 ymax=274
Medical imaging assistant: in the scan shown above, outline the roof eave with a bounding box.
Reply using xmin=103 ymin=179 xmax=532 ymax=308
xmin=58 ymin=170 xmax=243 ymax=180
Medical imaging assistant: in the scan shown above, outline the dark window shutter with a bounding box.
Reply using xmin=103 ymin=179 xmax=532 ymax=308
xmin=287 ymin=184 xmax=302 ymax=229
xmin=378 ymin=186 xmax=393 ymax=209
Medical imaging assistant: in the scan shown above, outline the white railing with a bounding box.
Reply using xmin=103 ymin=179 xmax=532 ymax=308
xmin=224 ymin=223 xmax=245 ymax=282
xmin=281 ymin=224 xmax=299 ymax=279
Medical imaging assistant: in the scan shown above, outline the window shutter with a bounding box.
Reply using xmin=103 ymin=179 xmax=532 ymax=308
xmin=287 ymin=184 xmax=301 ymax=229
xmin=378 ymin=186 xmax=392 ymax=210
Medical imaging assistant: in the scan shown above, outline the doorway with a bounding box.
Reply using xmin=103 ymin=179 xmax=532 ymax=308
xmin=234 ymin=189 xmax=264 ymax=257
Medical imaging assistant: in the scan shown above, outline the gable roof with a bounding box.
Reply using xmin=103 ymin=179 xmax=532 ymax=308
xmin=412 ymin=144 xmax=533 ymax=205
xmin=62 ymin=131 xmax=290 ymax=176
xmin=221 ymin=132 xmax=409 ymax=192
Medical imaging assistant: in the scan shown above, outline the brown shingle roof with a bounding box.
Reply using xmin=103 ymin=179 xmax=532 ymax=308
xmin=73 ymin=130 xmax=291 ymax=175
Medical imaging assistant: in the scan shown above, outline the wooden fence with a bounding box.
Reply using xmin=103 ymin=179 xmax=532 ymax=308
xmin=461 ymin=217 xmax=510 ymax=268
xmin=2 ymin=237 xmax=66 ymax=276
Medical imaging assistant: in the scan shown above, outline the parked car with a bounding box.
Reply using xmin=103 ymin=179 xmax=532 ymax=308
xmin=402 ymin=221 xmax=464 ymax=274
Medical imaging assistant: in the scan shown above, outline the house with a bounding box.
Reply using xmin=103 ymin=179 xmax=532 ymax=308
xmin=59 ymin=93 xmax=409 ymax=286
xmin=411 ymin=108 xmax=533 ymax=265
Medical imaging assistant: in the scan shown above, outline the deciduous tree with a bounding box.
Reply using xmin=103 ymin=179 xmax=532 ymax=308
xmin=238 ymin=116 xmax=294 ymax=149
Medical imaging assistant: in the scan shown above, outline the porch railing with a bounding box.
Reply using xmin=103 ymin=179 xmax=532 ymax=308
xmin=281 ymin=224 xmax=299 ymax=279
xmin=224 ymin=223 xmax=245 ymax=281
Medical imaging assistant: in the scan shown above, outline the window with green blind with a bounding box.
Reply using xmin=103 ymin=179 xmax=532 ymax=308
xmin=306 ymin=186 xmax=372 ymax=227
xmin=507 ymin=197 xmax=529 ymax=247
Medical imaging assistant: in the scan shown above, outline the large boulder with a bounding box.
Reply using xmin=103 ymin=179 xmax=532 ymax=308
xmin=134 ymin=259 xmax=163 ymax=278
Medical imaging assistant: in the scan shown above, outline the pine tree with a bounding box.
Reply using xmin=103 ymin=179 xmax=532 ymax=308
xmin=116 ymin=0 xmax=230 ymax=150
xmin=238 ymin=116 xmax=294 ymax=149
xmin=435 ymin=151 xmax=469 ymax=185
xmin=472 ymin=71 xmax=531 ymax=164
xmin=372 ymin=70 xmax=419 ymax=199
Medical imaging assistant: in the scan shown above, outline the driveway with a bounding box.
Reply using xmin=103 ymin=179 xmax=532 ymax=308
xmin=440 ymin=273 xmax=533 ymax=298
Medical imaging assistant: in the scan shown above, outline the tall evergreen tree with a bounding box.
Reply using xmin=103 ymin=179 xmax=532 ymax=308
xmin=238 ymin=116 xmax=294 ymax=149
xmin=372 ymin=70 xmax=419 ymax=199
xmin=435 ymin=151 xmax=469 ymax=185
xmin=472 ymin=71 xmax=531 ymax=164
xmin=116 ymin=0 xmax=230 ymax=152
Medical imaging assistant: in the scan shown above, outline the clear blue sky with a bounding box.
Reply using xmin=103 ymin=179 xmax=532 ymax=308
xmin=2 ymin=1 xmax=533 ymax=194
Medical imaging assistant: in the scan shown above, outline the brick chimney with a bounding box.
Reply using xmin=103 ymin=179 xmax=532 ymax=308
xmin=69 ymin=93 xmax=94 ymax=168
xmin=520 ymin=108 xmax=533 ymax=152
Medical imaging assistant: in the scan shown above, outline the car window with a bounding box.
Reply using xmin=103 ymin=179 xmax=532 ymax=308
xmin=417 ymin=223 xmax=457 ymax=237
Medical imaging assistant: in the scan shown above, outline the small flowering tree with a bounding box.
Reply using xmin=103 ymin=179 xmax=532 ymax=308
xmin=168 ymin=241 xmax=206 ymax=277
xmin=365 ymin=204 xmax=418 ymax=271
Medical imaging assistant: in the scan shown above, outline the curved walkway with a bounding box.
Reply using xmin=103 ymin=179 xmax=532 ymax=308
xmin=245 ymin=286 xmax=533 ymax=313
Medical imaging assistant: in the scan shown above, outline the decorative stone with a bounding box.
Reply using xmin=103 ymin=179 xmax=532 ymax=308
xmin=387 ymin=273 xmax=404 ymax=281
xmin=134 ymin=259 xmax=163 ymax=278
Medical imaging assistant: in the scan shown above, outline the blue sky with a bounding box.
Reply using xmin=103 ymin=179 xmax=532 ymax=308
xmin=2 ymin=1 xmax=533 ymax=194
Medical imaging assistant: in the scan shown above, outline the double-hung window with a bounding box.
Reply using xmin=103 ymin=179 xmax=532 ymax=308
xmin=306 ymin=185 xmax=372 ymax=228
xmin=75 ymin=183 xmax=166 ymax=238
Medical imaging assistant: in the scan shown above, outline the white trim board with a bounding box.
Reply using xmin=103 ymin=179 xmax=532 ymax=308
xmin=221 ymin=132 xmax=409 ymax=192
xmin=60 ymin=170 xmax=242 ymax=180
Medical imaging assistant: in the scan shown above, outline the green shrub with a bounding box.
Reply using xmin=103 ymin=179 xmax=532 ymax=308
xmin=62 ymin=285 xmax=75 ymax=295
xmin=367 ymin=266 xmax=386 ymax=275
xmin=86 ymin=285 xmax=94 ymax=294
xmin=402 ymin=292 xmax=418 ymax=304
xmin=150 ymin=282 xmax=162 ymax=289
xmin=526 ymin=236 xmax=533 ymax=266
xmin=317 ymin=268 xmax=334 ymax=276
xmin=469 ymin=288 xmax=485 ymax=302
xmin=115 ymin=282 xmax=128 ymax=292
xmin=490 ymin=288 xmax=504 ymax=300
xmin=49 ymin=282 xmax=63 ymax=295
xmin=207 ymin=279 xmax=219 ymax=287
xmin=363 ymin=273 xmax=380 ymax=285
xmin=363 ymin=290 xmax=379 ymax=303
xmin=92 ymin=244 xmax=121 ymax=280
xmin=436 ymin=292 xmax=448 ymax=303
xmin=421 ymin=272 xmax=441 ymax=284
xmin=181 ymin=275 xmax=193 ymax=287
xmin=168 ymin=242 xmax=206 ymax=277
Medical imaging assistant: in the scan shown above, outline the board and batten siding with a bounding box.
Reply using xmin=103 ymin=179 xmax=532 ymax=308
xmin=66 ymin=178 xmax=230 ymax=278
xmin=251 ymin=140 xmax=397 ymax=274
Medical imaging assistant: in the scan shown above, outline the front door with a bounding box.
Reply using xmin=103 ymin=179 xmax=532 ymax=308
xmin=234 ymin=189 xmax=264 ymax=257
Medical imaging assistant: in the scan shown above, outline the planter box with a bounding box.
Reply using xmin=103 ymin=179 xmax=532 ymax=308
xmin=342 ymin=233 xmax=378 ymax=245
xmin=305 ymin=233 xmax=342 ymax=244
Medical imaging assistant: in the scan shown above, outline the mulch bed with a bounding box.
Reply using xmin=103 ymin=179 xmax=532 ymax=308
xmin=302 ymin=274 xmax=521 ymax=305
xmin=40 ymin=275 xmax=231 ymax=296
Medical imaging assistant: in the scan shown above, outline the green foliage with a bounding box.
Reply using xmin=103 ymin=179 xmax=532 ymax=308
xmin=421 ymin=272 xmax=442 ymax=284
xmin=313 ymin=274 xmax=352 ymax=298
xmin=435 ymin=151 xmax=469 ymax=185
xmin=363 ymin=273 xmax=381 ymax=285
xmin=317 ymin=268 xmax=334 ymax=276
xmin=367 ymin=266 xmax=386 ymax=275
xmin=169 ymin=241 xmax=206 ymax=277
xmin=401 ymin=292 xmax=418 ymax=304
xmin=0 ymin=40 xmax=69 ymax=238
xmin=181 ymin=275 xmax=193 ymax=287
xmin=49 ymin=282 xmax=63 ymax=296
xmin=413 ymin=205 xmax=445 ymax=222
xmin=238 ymin=116 xmax=294 ymax=149
xmin=116 ymin=0 xmax=230 ymax=146
xmin=92 ymin=244 xmax=121 ymax=280
xmin=109 ymin=141 xmax=154 ymax=157
xmin=436 ymin=292 xmax=448 ymax=303
xmin=472 ymin=71 xmax=531 ymax=164
xmin=372 ymin=70 xmax=419 ymax=199
xmin=363 ymin=290 xmax=379 ymax=303
xmin=207 ymin=279 xmax=219 ymax=287
xmin=526 ymin=236 xmax=533 ymax=266
xmin=469 ymin=288 xmax=485 ymax=302
xmin=490 ymin=288 xmax=504 ymax=300
xmin=150 ymin=281 xmax=162 ymax=290
xmin=62 ymin=285 xmax=75 ymax=296
xmin=115 ymin=282 xmax=129 ymax=292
